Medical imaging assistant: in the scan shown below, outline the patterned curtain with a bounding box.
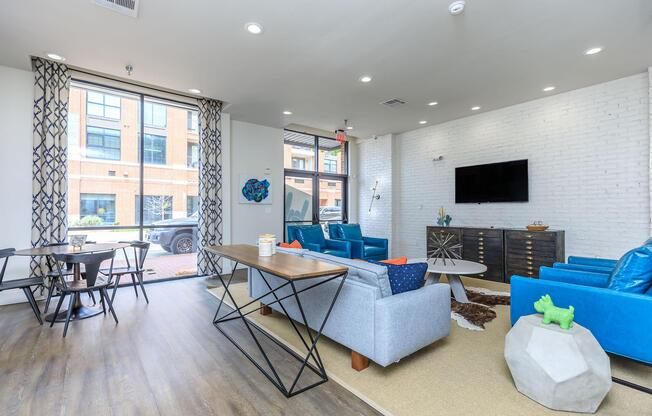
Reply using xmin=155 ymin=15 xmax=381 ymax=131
xmin=197 ymin=98 xmax=223 ymax=275
xmin=30 ymin=57 xmax=71 ymax=277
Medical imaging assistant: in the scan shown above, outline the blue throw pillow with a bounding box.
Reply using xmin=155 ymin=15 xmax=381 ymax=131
xmin=340 ymin=224 xmax=363 ymax=241
xmin=296 ymin=226 xmax=326 ymax=249
xmin=369 ymin=260 xmax=427 ymax=295
xmin=607 ymin=246 xmax=652 ymax=294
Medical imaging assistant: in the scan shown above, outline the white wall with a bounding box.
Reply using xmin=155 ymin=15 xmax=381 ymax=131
xmin=0 ymin=66 xmax=34 ymax=304
xmin=229 ymin=120 xmax=284 ymax=246
xmin=351 ymin=134 xmax=395 ymax=254
xmin=358 ymin=72 xmax=651 ymax=260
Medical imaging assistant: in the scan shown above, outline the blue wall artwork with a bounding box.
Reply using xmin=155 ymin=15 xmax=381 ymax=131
xmin=239 ymin=174 xmax=272 ymax=204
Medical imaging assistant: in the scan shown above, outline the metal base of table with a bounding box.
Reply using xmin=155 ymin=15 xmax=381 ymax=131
xmin=207 ymin=255 xmax=347 ymax=398
xmin=45 ymin=293 xmax=103 ymax=322
xmin=429 ymin=273 xmax=469 ymax=303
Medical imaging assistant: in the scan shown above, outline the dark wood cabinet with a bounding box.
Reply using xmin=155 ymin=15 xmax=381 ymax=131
xmin=504 ymin=229 xmax=565 ymax=283
xmin=426 ymin=226 xmax=565 ymax=283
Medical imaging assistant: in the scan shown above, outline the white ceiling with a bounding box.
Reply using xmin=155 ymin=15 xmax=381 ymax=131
xmin=1 ymin=0 xmax=651 ymax=139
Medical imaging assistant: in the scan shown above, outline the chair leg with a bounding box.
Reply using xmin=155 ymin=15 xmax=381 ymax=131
xmin=50 ymin=293 xmax=66 ymax=328
xmin=102 ymin=288 xmax=118 ymax=324
xmin=88 ymin=291 xmax=96 ymax=304
xmin=99 ymin=290 xmax=106 ymax=315
xmin=22 ymin=287 xmax=43 ymax=325
xmin=136 ymin=271 xmax=149 ymax=304
xmin=44 ymin=282 xmax=55 ymax=314
xmin=111 ymin=275 xmax=122 ymax=304
xmin=130 ymin=274 xmax=139 ymax=298
xmin=62 ymin=294 xmax=75 ymax=337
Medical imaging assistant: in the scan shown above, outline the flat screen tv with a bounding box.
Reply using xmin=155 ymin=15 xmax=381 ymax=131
xmin=455 ymin=159 xmax=528 ymax=203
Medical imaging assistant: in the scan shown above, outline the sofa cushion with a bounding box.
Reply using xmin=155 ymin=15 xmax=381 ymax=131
xmin=607 ymin=246 xmax=652 ymax=294
xmin=369 ymin=260 xmax=428 ymax=295
xmin=295 ymin=226 xmax=326 ymax=249
xmin=364 ymin=245 xmax=386 ymax=257
xmin=303 ymin=251 xmax=393 ymax=297
xmin=323 ymin=248 xmax=349 ymax=258
xmin=340 ymin=224 xmax=363 ymax=241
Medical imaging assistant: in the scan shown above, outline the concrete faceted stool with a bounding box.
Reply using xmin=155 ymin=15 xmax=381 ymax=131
xmin=505 ymin=315 xmax=612 ymax=413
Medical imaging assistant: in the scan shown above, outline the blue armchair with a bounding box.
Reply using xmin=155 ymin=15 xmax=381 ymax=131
xmin=286 ymin=225 xmax=352 ymax=258
xmin=511 ymin=266 xmax=652 ymax=365
xmin=328 ymin=224 xmax=388 ymax=261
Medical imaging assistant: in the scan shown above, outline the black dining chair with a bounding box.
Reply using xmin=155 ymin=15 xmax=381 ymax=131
xmin=50 ymin=250 xmax=118 ymax=337
xmin=43 ymin=241 xmax=97 ymax=313
xmin=105 ymin=241 xmax=150 ymax=304
xmin=0 ymin=248 xmax=43 ymax=324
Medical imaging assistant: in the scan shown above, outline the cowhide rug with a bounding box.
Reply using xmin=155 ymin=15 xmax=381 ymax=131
xmin=451 ymin=287 xmax=510 ymax=331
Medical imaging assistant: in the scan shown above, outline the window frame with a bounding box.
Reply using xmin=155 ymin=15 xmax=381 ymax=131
xmin=140 ymin=133 xmax=167 ymax=165
xmin=86 ymin=91 xmax=121 ymax=120
xmin=283 ymin=129 xmax=349 ymax=240
xmin=85 ymin=126 xmax=121 ymax=160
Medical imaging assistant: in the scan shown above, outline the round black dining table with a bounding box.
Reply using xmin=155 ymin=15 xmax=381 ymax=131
xmin=14 ymin=243 xmax=130 ymax=322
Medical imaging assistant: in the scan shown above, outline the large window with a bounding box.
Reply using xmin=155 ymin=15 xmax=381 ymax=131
xmin=87 ymin=91 xmax=120 ymax=119
xmin=141 ymin=133 xmax=166 ymax=165
xmin=80 ymin=194 xmax=116 ymax=225
xmin=144 ymin=101 xmax=167 ymax=128
xmin=86 ymin=126 xmax=121 ymax=160
xmin=284 ymin=130 xmax=348 ymax=238
xmin=68 ymin=81 xmax=200 ymax=281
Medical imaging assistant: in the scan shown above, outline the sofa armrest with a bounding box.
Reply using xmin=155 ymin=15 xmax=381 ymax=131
xmin=343 ymin=239 xmax=364 ymax=259
xmin=302 ymin=242 xmax=321 ymax=252
xmin=510 ymin=276 xmax=652 ymax=364
xmin=568 ymin=256 xmax=618 ymax=269
xmin=373 ymin=283 xmax=450 ymax=366
xmin=363 ymin=236 xmax=388 ymax=249
xmin=325 ymin=239 xmax=352 ymax=257
xmin=540 ymin=266 xmax=610 ymax=288
xmin=553 ymin=262 xmax=615 ymax=274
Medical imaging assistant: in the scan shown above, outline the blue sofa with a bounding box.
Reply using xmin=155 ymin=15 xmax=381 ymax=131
xmin=287 ymin=224 xmax=352 ymax=258
xmin=250 ymin=247 xmax=451 ymax=369
xmin=328 ymin=223 xmax=388 ymax=261
xmin=511 ymin=264 xmax=652 ymax=365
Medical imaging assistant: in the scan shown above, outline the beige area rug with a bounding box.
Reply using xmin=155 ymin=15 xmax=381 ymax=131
xmin=208 ymin=277 xmax=651 ymax=416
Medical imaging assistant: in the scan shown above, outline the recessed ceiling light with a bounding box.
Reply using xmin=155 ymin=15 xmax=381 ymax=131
xmin=188 ymin=88 xmax=202 ymax=94
xmin=584 ymin=47 xmax=603 ymax=55
xmin=542 ymin=86 xmax=556 ymax=92
xmin=359 ymin=75 xmax=373 ymax=83
xmin=419 ymin=120 xmax=428 ymax=125
xmin=346 ymin=126 xmax=354 ymax=130
xmin=46 ymin=53 xmax=65 ymax=61
xmin=245 ymin=22 xmax=263 ymax=35
xmin=448 ymin=1 xmax=466 ymax=15
xmin=428 ymin=101 xmax=438 ymax=106
xmin=471 ymin=106 xmax=481 ymax=111
xmin=283 ymin=110 xmax=292 ymax=115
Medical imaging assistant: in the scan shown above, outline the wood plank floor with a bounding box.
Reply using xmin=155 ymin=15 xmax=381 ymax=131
xmin=0 ymin=275 xmax=380 ymax=416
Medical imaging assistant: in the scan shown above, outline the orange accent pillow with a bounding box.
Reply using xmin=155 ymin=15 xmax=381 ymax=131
xmin=381 ymin=256 xmax=408 ymax=265
xmin=280 ymin=240 xmax=302 ymax=249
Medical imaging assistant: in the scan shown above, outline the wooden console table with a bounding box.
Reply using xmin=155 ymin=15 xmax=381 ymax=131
xmin=203 ymin=244 xmax=348 ymax=398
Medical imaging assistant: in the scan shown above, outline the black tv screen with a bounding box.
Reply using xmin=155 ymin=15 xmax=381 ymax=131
xmin=455 ymin=159 xmax=528 ymax=203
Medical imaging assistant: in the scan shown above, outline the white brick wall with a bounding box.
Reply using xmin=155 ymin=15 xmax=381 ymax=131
xmin=359 ymin=72 xmax=651 ymax=260
xmin=351 ymin=134 xmax=394 ymax=253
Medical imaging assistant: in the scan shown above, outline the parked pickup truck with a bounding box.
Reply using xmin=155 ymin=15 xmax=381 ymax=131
xmin=146 ymin=213 xmax=197 ymax=254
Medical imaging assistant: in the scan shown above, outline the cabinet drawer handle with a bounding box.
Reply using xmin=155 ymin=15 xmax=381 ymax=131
xmin=479 ymin=273 xmax=484 ymax=277
xmin=527 ymin=271 xmax=533 ymax=276
xmin=526 ymin=256 xmax=533 ymax=260
xmin=527 ymin=261 xmax=533 ymax=266
xmin=478 ymin=250 xmax=484 ymax=255
xmin=525 ymin=234 xmax=533 ymax=238
xmin=478 ymin=232 xmax=484 ymax=235
xmin=525 ymin=245 xmax=533 ymax=250
xmin=478 ymin=237 xmax=484 ymax=241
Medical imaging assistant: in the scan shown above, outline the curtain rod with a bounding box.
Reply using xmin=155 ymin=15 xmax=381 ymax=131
xmin=70 ymin=67 xmax=217 ymax=103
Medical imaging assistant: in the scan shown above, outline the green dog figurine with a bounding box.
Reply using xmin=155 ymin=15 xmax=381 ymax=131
xmin=533 ymin=294 xmax=575 ymax=330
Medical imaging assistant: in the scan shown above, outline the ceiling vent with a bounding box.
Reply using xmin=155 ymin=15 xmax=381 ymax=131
xmin=93 ymin=0 xmax=139 ymax=17
xmin=380 ymin=98 xmax=407 ymax=108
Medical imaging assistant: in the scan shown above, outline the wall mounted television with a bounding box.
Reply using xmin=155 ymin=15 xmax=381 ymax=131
xmin=455 ymin=159 xmax=529 ymax=203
